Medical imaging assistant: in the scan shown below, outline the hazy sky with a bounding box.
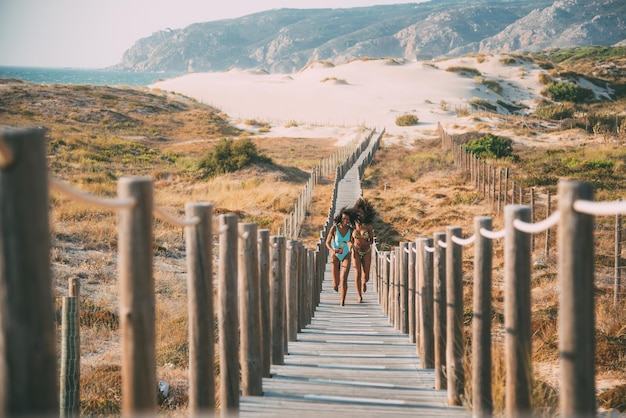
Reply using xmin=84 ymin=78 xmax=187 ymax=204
xmin=0 ymin=0 xmax=428 ymax=69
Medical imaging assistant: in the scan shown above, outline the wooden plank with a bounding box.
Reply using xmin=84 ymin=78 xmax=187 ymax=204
xmin=239 ymin=138 xmax=467 ymax=417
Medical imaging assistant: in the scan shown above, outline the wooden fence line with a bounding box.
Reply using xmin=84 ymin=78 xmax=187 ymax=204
xmin=0 ymin=126 xmax=382 ymax=417
xmin=439 ymin=122 xmax=625 ymax=302
xmin=372 ymin=177 xmax=626 ymax=417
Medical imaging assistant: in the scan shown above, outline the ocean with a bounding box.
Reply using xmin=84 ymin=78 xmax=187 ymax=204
xmin=0 ymin=66 xmax=185 ymax=87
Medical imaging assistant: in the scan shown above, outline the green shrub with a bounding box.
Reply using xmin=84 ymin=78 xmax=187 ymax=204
xmin=499 ymin=56 xmax=517 ymax=65
xmin=546 ymin=81 xmax=594 ymax=103
xmin=534 ymin=104 xmax=575 ymax=120
xmin=197 ymin=138 xmax=271 ymax=178
xmin=395 ymin=114 xmax=419 ymax=126
xmin=462 ymin=133 xmax=514 ymax=159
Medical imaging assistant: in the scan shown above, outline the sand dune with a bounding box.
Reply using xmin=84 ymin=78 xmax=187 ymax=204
xmin=150 ymin=54 xmax=591 ymax=143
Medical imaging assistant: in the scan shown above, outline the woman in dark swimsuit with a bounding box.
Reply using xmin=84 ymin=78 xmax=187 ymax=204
xmin=351 ymin=198 xmax=376 ymax=303
xmin=325 ymin=206 xmax=358 ymax=306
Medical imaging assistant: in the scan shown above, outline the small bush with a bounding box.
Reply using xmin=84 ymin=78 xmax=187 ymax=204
xmin=546 ymin=81 xmax=594 ymax=103
xmin=538 ymin=72 xmax=553 ymax=85
xmin=499 ymin=56 xmax=517 ymax=65
xmin=395 ymin=114 xmax=419 ymax=126
xmin=446 ymin=66 xmax=481 ymax=77
xmin=470 ymin=98 xmax=498 ymax=112
xmin=534 ymin=104 xmax=575 ymax=120
xmin=197 ymin=138 xmax=272 ymax=178
xmin=462 ymin=133 xmax=514 ymax=159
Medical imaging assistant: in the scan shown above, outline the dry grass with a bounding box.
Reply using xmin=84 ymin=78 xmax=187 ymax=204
xmin=3 ymin=74 xmax=626 ymax=415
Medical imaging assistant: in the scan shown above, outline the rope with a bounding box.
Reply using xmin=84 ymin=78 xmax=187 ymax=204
xmin=49 ymin=177 xmax=135 ymax=210
xmin=154 ymin=205 xmax=200 ymax=227
xmin=479 ymin=227 xmax=506 ymax=240
xmin=451 ymin=234 xmax=475 ymax=246
xmin=513 ymin=211 xmax=560 ymax=234
xmin=574 ymin=199 xmax=626 ymax=216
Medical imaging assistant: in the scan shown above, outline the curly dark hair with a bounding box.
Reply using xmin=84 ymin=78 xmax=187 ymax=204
xmin=333 ymin=206 xmax=358 ymax=226
xmin=353 ymin=198 xmax=376 ymax=225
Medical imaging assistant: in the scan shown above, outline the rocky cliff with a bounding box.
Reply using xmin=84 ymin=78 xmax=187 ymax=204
xmin=113 ymin=0 xmax=626 ymax=73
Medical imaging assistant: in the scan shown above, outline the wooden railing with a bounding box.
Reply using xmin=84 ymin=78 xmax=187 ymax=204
xmin=375 ymin=131 xmax=626 ymax=416
xmin=0 ymin=126 xmax=382 ymax=417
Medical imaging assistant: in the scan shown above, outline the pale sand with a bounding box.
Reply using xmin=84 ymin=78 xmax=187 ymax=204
xmin=150 ymin=54 xmax=600 ymax=145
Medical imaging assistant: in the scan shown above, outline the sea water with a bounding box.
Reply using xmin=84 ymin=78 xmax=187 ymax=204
xmin=0 ymin=66 xmax=185 ymax=87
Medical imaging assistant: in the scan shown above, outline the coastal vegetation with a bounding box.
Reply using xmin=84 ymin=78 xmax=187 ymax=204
xmin=1 ymin=46 xmax=626 ymax=415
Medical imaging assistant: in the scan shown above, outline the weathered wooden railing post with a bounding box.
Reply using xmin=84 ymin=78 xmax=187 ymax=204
xmin=258 ymin=229 xmax=271 ymax=378
xmin=472 ymin=216 xmax=493 ymax=417
xmin=615 ymin=203 xmax=622 ymax=305
xmin=61 ymin=278 xmax=80 ymax=418
xmin=286 ymin=239 xmax=299 ymax=342
xmin=382 ymin=251 xmax=390 ymax=316
xmin=239 ymin=223 xmax=263 ymax=396
xmin=417 ymin=237 xmax=435 ymax=369
xmin=0 ymin=128 xmax=58 ymax=416
xmin=446 ymin=226 xmax=464 ymax=406
xmin=185 ymin=202 xmax=215 ymax=413
xmin=504 ymin=205 xmax=532 ymax=418
xmin=433 ymin=232 xmax=447 ymax=390
xmin=270 ymin=236 xmax=286 ymax=365
xmin=545 ymin=190 xmax=552 ymax=259
xmin=218 ymin=214 xmax=239 ymax=416
xmin=298 ymin=242 xmax=307 ymax=331
xmin=558 ymin=181 xmax=596 ymax=417
xmin=399 ymin=242 xmax=409 ymax=334
xmin=408 ymin=241 xmax=417 ymax=344
xmin=118 ymin=176 xmax=157 ymax=414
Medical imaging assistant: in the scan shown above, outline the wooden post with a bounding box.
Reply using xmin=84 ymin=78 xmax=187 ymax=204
xmin=433 ymin=232 xmax=447 ymax=390
xmin=446 ymin=226 xmax=464 ymax=406
xmin=504 ymin=205 xmax=532 ymax=418
xmin=418 ymin=238 xmax=435 ymax=369
xmin=238 ymin=223 xmax=262 ymax=396
xmin=473 ymin=217 xmax=493 ymax=417
xmin=218 ymin=214 xmax=239 ymax=415
xmin=60 ymin=278 xmax=80 ymax=418
xmin=258 ymin=230 xmax=271 ymax=378
xmin=286 ymin=240 xmax=299 ymax=342
xmin=615 ymin=204 xmax=622 ymax=305
xmin=545 ymin=190 xmax=552 ymax=259
xmin=530 ymin=188 xmax=535 ymax=251
xmin=0 ymin=128 xmax=58 ymax=416
xmin=408 ymin=242 xmax=417 ymax=344
xmin=270 ymin=236 xmax=286 ymax=365
xmin=118 ymin=176 xmax=157 ymax=414
xmin=382 ymin=251 xmax=390 ymax=316
xmin=399 ymin=242 xmax=409 ymax=334
xmin=558 ymin=181 xmax=596 ymax=417
xmin=185 ymin=203 xmax=215 ymax=412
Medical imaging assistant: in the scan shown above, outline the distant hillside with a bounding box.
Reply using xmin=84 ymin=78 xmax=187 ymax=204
xmin=113 ymin=0 xmax=626 ymax=74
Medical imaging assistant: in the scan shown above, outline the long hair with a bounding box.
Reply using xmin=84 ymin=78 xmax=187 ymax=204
xmin=333 ymin=206 xmax=357 ymax=226
xmin=354 ymin=198 xmax=376 ymax=225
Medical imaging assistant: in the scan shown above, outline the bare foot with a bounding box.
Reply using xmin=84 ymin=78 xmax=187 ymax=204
xmin=333 ymin=284 xmax=338 ymax=292
xmin=340 ymin=300 xmax=345 ymax=306
xmin=357 ymin=296 xmax=362 ymax=303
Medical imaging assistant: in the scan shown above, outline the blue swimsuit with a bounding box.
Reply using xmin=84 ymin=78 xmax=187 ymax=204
xmin=333 ymin=226 xmax=351 ymax=261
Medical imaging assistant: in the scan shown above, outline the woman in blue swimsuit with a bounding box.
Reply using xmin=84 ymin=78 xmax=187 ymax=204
xmin=325 ymin=206 xmax=358 ymax=306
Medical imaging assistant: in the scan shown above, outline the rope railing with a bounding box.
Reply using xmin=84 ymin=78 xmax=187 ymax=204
xmin=0 ymin=126 xmax=383 ymax=418
xmin=374 ymin=179 xmax=614 ymax=418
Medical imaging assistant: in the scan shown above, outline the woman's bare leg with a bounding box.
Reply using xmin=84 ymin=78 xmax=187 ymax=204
xmin=362 ymin=251 xmax=372 ymax=292
xmin=331 ymin=256 xmax=340 ymax=292
xmin=353 ymin=255 xmax=363 ymax=303
xmin=340 ymin=257 xmax=351 ymax=306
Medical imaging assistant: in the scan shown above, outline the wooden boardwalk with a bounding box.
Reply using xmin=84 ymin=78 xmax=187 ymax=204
xmin=239 ymin=138 xmax=469 ymax=417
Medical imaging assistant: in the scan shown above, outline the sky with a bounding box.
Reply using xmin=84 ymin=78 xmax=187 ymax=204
xmin=0 ymin=0 xmax=428 ymax=69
